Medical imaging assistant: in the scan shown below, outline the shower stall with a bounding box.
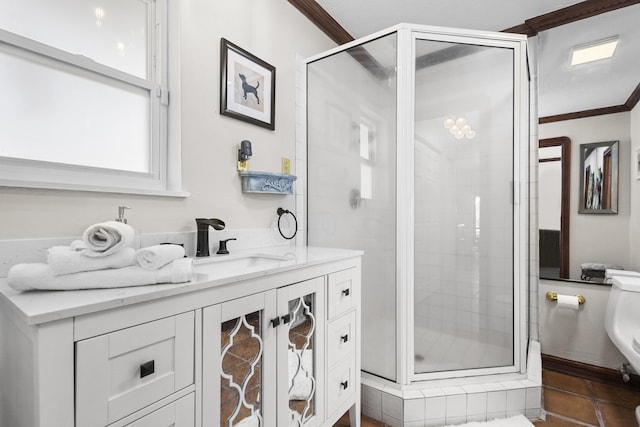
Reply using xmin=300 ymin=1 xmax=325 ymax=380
xmin=305 ymin=24 xmax=539 ymax=424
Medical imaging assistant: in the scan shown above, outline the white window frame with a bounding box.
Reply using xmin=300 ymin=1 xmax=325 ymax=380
xmin=0 ymin=0 xmax=186 ymax=197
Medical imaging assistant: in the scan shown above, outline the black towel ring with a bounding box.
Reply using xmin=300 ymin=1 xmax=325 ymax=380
xmin=277 ymin=207 xmax=297 ymax=240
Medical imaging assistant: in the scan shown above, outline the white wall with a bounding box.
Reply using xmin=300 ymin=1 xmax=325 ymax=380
xmin=538 ymin=279 xmax=626 ymax=369
xmin=538 ymin=111 xmax=639 ymax=369
xmin=0 ymin=0 xmax=335 ymax=240
xmin=539 ymin=113 xmax=631 ymax=278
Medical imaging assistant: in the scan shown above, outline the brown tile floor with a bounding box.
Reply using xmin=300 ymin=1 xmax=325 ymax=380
xmin=333 ymin=369 xmax=640 ymax=426
xmin=333 ymin=412 xmax=382 ymax=427
xmin=533 ymin=369 xmax=640 ymax=427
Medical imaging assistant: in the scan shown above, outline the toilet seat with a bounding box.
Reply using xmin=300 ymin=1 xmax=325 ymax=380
xmin=633 ymin=333 xmax=640 ymax=354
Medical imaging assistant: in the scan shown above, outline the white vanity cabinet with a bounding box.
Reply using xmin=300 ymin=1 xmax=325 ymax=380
xmin=0 ymin=247 xmax=361 ymax=427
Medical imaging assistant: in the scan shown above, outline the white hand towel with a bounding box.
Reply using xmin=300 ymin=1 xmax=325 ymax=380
xmin=288 ymin=348 xmax=314 ymax=400
xmin=82 ymin=221 xmax=135 ymax=257
xmin=7 ymin=258 xmax=193 ymax=292
xmin=156 ymin=258 xmax=193 ymax=284
xmin=48 ymin=246 xmax=136 ymax=276
xmin=233 ymin=414 xmax=260 ymax=427
xmin=136 ymin=244 xmax=185 ymax=270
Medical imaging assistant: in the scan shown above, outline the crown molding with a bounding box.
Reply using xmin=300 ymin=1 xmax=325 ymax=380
xmin=504 ymin=0 xmax=640 ymax=36
xmin=540 ymin=82 xmax=640 ymax=123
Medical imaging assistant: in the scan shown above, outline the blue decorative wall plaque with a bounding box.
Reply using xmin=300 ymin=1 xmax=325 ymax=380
xmin=239 ymin=171 xmax=297 ymax=194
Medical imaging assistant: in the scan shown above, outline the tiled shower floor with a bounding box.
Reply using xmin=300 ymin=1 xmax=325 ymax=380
xmin=414 ymin=328 xmax=512 ymax=373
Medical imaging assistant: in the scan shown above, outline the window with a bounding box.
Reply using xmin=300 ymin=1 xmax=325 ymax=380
xmin=358 ymin=122 xmax=374 ymax=200
xmin=0 ymin=0 xmax=184 ymax=195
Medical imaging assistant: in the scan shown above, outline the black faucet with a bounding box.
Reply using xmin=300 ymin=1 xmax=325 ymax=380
xmin=195 ymin=218 xmax=225 ymax=257
xmin=216 ymin=238 xmax=237 ymax=255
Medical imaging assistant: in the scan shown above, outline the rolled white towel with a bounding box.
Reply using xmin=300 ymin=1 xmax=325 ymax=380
xmin=82 ymin=221 xmax=135 ymax=257
xmin=48 ymin=245 xmax=136 ymax=276
xmin=136 ymin=244 xmax=185 ymax=270
xmin=7 ymin=258 xmax=193 ymax=292
xmin=288 ymin=348 xmax=314 ymax=400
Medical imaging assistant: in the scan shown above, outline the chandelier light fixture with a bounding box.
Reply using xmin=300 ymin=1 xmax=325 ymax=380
xmin=443 ymin=117 xmax=476 ymax=139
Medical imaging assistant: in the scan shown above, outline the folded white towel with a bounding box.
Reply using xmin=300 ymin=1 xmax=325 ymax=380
xmin=288 ymin=348 xmax=314 ymax=400
xmin=82 ymin=221 xmax=135 ymax=257
xmin=7 ymin=258 xmax=193 ymax=292
xmin=70 ymin=239 xmax=87 ymax=251
xmin=47 ymin=245 xmax=136 ymax=276
xmin=233 ymin=414 xmax=260 ymax=427
xmin=136 ymin=244 xmax=185 ymax=270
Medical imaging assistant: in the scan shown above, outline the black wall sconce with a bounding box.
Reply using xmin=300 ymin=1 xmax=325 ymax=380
xmin=237 ymin=140 xmax=252 ymax=171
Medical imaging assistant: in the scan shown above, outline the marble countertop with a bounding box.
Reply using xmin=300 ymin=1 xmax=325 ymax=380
xmin=0 ymin=246 xmax=362 ymax=326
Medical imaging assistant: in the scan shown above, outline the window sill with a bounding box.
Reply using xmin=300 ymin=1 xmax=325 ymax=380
xmin=0 ymin=179 xmax=190 ymax=198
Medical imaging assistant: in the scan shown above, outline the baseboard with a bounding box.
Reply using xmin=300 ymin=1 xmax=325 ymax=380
xmin=542 ymin=353 xmax=640 ymax=391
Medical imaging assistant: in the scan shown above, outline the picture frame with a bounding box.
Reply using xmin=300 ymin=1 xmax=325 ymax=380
xmin=220 ymin=38 xmax=275 ymax=130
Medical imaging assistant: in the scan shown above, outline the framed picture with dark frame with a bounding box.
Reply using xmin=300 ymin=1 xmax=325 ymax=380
xmin=220 ymin=38 xmax=275 ymax=130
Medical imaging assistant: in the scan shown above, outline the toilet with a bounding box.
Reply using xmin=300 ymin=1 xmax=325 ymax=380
xmin=605 ymin=268 xmax=640 ymax=284
xmin=604 ymin=275 xmax=640 ymax=423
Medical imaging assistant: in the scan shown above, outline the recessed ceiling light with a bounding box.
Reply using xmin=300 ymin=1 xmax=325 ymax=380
xmin=570 ymin=37 xmax=619 ymax=66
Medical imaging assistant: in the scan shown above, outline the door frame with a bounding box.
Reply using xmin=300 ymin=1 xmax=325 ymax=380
xmin=539 ymin=136 xmax=571 ymax=279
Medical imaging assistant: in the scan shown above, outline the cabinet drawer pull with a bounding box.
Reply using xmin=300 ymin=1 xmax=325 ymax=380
xmin=281 ymin=313 xmax=291 ymax=324
xmin=140 ymin=360 xmax=155 ymax=378
xmin=341 ymin=288 xmax=350 ymax=297
xmin=340 ymin=334 xmax=349 ymax=343
xmin=340 ymin=380 xmax=349 ymax=390
xmin=271 ymin=317 xmax=281 ymax=328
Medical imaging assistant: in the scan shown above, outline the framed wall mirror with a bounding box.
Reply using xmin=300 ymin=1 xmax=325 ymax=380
xmin=578 ymin=140 xmax=619 ymax=214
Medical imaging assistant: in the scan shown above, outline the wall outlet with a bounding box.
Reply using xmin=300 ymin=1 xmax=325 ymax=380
xmin=281 ymin=157 xmax=291 ymax=174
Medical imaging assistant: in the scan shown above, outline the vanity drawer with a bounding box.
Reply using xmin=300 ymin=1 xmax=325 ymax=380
xmin=326 ymin=357 xmax=356 ymax=415
xmin=124 ymin=393 xmax=194 ymax=427
xmin=327 ymin=268 xmax=357 ymax=319
xmin=327 ymin=311 xmax=355 ymax=368
xmin=76 ymin=312 xmax=195 ymax=427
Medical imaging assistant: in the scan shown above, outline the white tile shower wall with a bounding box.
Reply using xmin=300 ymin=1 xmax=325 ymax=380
xmin=361 ymin=341 xmax=542 ymax=426
xmin=415 ymin=118 xmax=515 ymax=345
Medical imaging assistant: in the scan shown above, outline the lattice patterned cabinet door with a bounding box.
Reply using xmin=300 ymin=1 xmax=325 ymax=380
xmin=202 ymin=292 xmax=277 ymax=427
xmin=277 ymin=277 xmax=325 ymax=427
xmin=220 ymin=311 xmax=263 ymax=427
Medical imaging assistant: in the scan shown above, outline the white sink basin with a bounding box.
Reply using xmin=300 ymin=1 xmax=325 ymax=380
xmin=194 ymin=253 xmax=295 ymax=275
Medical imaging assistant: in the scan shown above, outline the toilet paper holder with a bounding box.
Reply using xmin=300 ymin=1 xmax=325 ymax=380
xmin=546 ymin=291 xmax=585 ymax=305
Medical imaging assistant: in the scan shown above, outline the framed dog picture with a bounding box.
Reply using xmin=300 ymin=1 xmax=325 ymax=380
xmin=220 ymin=38 xmax=276 ymax=130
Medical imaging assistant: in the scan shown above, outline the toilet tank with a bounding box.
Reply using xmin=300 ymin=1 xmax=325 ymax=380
xmin=605 ymin=269 xmax=640 ymax=283
xmin=612 ymin=276 xmax=640 ymax=292
xmin=605 ymin=276 xmax=640 ymax=337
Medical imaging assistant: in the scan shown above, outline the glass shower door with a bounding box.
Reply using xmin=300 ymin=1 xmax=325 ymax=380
xmin=412 ymin=38 xmax=516 ymax=375
xmin=306 ymin=33 xmax=398 ymax=382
